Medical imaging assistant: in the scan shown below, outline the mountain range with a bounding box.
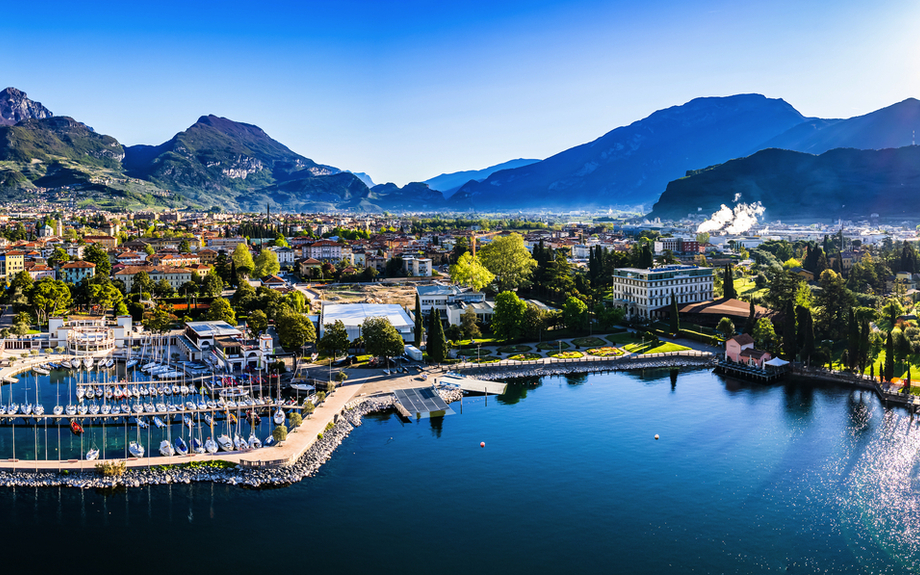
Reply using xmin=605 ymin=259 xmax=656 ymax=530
xmin=423 ymin=158 xmax=539 ymax=198
xmin=1 ymin=86 xmax=919 ymax=216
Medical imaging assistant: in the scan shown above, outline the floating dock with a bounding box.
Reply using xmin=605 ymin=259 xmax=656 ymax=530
xmin=438 ymin=373 xmax=507 ymax=395
xmin=393 ymin=387 xmax=454 ymax=419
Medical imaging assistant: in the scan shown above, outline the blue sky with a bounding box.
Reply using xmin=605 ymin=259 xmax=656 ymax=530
xmin=3 ymin=0 xmax=919 ymax=185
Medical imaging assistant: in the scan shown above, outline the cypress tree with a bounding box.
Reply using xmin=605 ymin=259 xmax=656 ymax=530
xmin=743 ymin=300 xmax=756 ymax=335
xmin=870 ymin=362 xmax=874 ymax=382
xmin=885 ymin=331 xmax=894 ymax=382
xmin=414 ymin=293 xmax=424 ymax=345
xmin=723 ymin=265 xmax=736 ymax=299
xmin=670 ymin=293 xmax=680 ymax=334
xmin=230 ymin=260 xmax=237 ymax=286
xmin=427 ymin=309 xmax=447 ymax=363
xmin=783 ymin=300 xmax=797 ymax=360
xmin=799 ymin=307 xmax=815 ymax=364
xmin=847 ymin=308 xmax=859 ymax=371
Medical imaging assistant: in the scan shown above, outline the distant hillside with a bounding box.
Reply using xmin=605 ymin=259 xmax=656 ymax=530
xmin=648 ymin=146 xmax=920 ymax=222
xmin=123 ymin=115 xmax=341 ymax=210
xmin=369 ymin=182 xmax=446 ymax=211
xmin=450 ymin=94 xmax=808 ymax=210
xmin=0 ymin=88 xmax=52 ymax=127
xmin=423 ymin=158 xmax=539 ymax=198
xmin=760 ymin=98 xmax=920 ymax=155
xmin=348 ymin=171 xmax=376 ymax=187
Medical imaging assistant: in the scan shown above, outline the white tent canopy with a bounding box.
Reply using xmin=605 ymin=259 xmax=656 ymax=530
xmin=764 ymin=357 xmax=789 ymax=367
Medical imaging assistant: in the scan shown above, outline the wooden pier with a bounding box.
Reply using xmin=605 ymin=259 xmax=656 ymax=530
xmin=714 ymin=361 xmax=787 ymax=383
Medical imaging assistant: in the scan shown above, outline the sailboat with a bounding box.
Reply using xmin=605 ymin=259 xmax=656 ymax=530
xmin=205 ymin=437 xmax=219 ymax=454
xmin=83 ymin=357 xmax=93 ymax=370
xmin=273 ymin=408 xmax=285 ymax=425
xmin=174 ymin=436 xmax=189 ymax=455
xmin=129 ymin=441 xmax=144 ymax=457
xmin=217 ymin=434 xmax=234 ymax=451
xmin=86 ymin=446 xmax=100 ymax=461
xmin=159 ymin=439 xmax=175 ymax=457
xmin=248 ymin=432 xmax=262 ymax=449
xmin=32 ymin=366 xmax=49 ymax=376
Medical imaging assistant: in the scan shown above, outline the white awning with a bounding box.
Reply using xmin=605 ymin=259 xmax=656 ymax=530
xmin=764 ymin=357 xmax=789 ymax=367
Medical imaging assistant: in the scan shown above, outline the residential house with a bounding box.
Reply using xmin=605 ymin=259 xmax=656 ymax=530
xmin=60 ymin=261 xmax=96 ymax=283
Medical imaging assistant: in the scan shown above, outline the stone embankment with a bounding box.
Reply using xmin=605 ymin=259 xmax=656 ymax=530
xmin=0 ymin=396 xmax=399 ymax=490
xmin=461 ymin=356 xmax=716 ymax=380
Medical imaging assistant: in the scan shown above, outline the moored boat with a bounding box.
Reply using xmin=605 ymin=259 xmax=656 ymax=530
xmin=86 ymin=447 xmax=99 ymax=461
xmin=70 ymin=420 xmax=84 ymax=435
xmin=174 ymin=436 xmax=188 ymax=455
xmin=205 ymin=437 xmax=218 ymax=454
xmin=129 ymin=441 xmax=144 ymax=457
xmin=217 ymin=434 xmax=233 ymax=451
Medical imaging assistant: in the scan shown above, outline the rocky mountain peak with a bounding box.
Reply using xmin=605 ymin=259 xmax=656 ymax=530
xmin=0 ymin=87 xmax=52 ymax=127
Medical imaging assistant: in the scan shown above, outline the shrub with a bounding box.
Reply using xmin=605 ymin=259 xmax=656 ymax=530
xmin=95 ymin=461 xmax=127 ymax=477
xmin=678 ymin=329 xmax=722 ymax=346
xmin=315 ymin=391 xmax=326 ymax=404
xmin=336 ymin=371 xmax=348 ymax=383
xmin=272 ymin=425 xmax=288 ymax=443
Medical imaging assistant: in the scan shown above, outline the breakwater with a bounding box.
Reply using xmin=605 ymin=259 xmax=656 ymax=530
xmin=457 ymin=355 xmax=716 ymax=380
xmin=0 ymin=395 xmax=398 ymax=490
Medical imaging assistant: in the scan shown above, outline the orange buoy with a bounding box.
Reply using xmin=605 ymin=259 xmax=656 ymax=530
xmin=480 ymin=442 xmax=485 ymax=448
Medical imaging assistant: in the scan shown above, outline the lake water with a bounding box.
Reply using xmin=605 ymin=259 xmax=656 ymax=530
xmin=2 ymin=368 xmax=920 ymax=574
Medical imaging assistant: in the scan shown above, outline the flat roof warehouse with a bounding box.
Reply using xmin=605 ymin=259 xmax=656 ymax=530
xmin=319 ymin=303 xmax=415 ymax=343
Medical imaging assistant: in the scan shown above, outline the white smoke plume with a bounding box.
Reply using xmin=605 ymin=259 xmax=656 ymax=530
xmin=696 ymin=201 xmax=765 ymax=234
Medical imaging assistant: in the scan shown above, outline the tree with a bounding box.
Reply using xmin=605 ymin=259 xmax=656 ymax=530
xmin=214 ymin=251 xmax=231 ymax=283
xmin=275 ymin=309 xmax=316 ymax=352
xmin=449 ymin=237 xmax=469 ymax=265
xmin=716 ymin=317 xmax=735 ymax=337
xmin=319 ymin=320 xmax=350 ymax=359
xmin=153 ymin=278 xmax=175 ymax=299
xmin=83 ymin=243 xmax=111 ymax=276
xmin=253 ymin=249 xmax=280 ymax=278
xmin=362 ymin=316 xmax=405 ymax=360
xmin=491 ymin=291 xmax=527 ymax=341
xmin=885 ymin=331 xmax=894 ymax=382
xmin=596 ymin=305 xmax=625 ymax=331
xmin=205 ymin=297 xmax=236 ymax=324
xmin=460 ymin=305 xmax=481 ymax=341
xmin=272 ymin=424 xmax=288 ymax=443
xmin=814 ymin=270 xmax=855 ymax=340
xmin=797 ymin=306 xmax=815 ymax=363
xmin=723 ymin=266 xmax=736 ymax=299
xmin=449 ymin=252 xmax=494 ymax=292
xmin=131 ymin=271 xmax=154 ymax=296
xmin=144 ymin=244 xmax=155 ymax=256
xmin=302 ymin=400 xmax=315 ymax=416
xmin=478 ymin=233 xmax=537 ymax=292
xmin=753 ymin=317 xmax=776 ymax=351
xmin=783 ymin=300 xmax=797 ymax=360
xmin=48 ymin=247 xmax=70 ymax=268
xmin=414 ymin=293 xmax=424 ymax=345
xmin=427 ymin=309 xmax=447 ymax=363
xmin=200 ymin=272 xmax=224 ymax=297
xmin=563 ymin=296 xmax=588 ymax=332
xmin=231 ymin=243 xmax=255 ymax=278
xmin=89 ymin=282 xmax=123 ymax=317
xmin=669 ymin=294 xmax=680 ymax=333
xmin=27 ymin=278 xmax=72 ymax=325
xmin=142 ymin=307 xmax=174 ymax=333
xmin=743 ymin=300 xmax=756 ymax=335
xmin=178 ymin=239 xmax=191 ymax=253
xmin=248 ymin=309 xmax=268 ymax=336
xmin=232 ymin=279 xmax=257 ymax=310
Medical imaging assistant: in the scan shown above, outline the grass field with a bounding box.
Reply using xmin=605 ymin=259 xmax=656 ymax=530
xmin=571 ymin=337 xmax=608 ymax=347
xmin=623 ymin=341 xmax=692 ymax=354
xmin=734 ymin=276 xmax=767 ymax=299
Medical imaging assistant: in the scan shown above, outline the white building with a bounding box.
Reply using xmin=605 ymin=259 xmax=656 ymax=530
xmin=402 ymin=256 xmax=432 ymax=277
xmin=416 ymin=284 xmax=485 ymax=319
xmin=612 ymin=265 xmax=714 ymax=319
xmin=320 ymin=303 xmax=414 ymax=344
xmin=177 ymin=321 xmax=273 ymax=371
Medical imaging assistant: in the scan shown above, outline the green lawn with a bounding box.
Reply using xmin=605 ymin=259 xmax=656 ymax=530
xmin=734 ymin=276 xmax=767 ymax=299
xmin=497 ymin=344 xmax=532 ymax=353
xmin=571 ymin=336 xmax=608 ymax=347
xmin=537 ymin=341 xmax=570 ymax=351
xmin=606 ymin=333 xmax=643 ymax=345
xmin=623 ymin=341 xmax=692 ymax=354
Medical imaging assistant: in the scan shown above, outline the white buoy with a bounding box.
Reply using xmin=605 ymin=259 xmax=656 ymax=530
xmin=654 ymin=434 xmax=659 ymax=440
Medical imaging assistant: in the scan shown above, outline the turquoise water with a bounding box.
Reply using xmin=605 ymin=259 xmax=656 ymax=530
xmin=3 ymin=368 xmax=920 ymax=574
